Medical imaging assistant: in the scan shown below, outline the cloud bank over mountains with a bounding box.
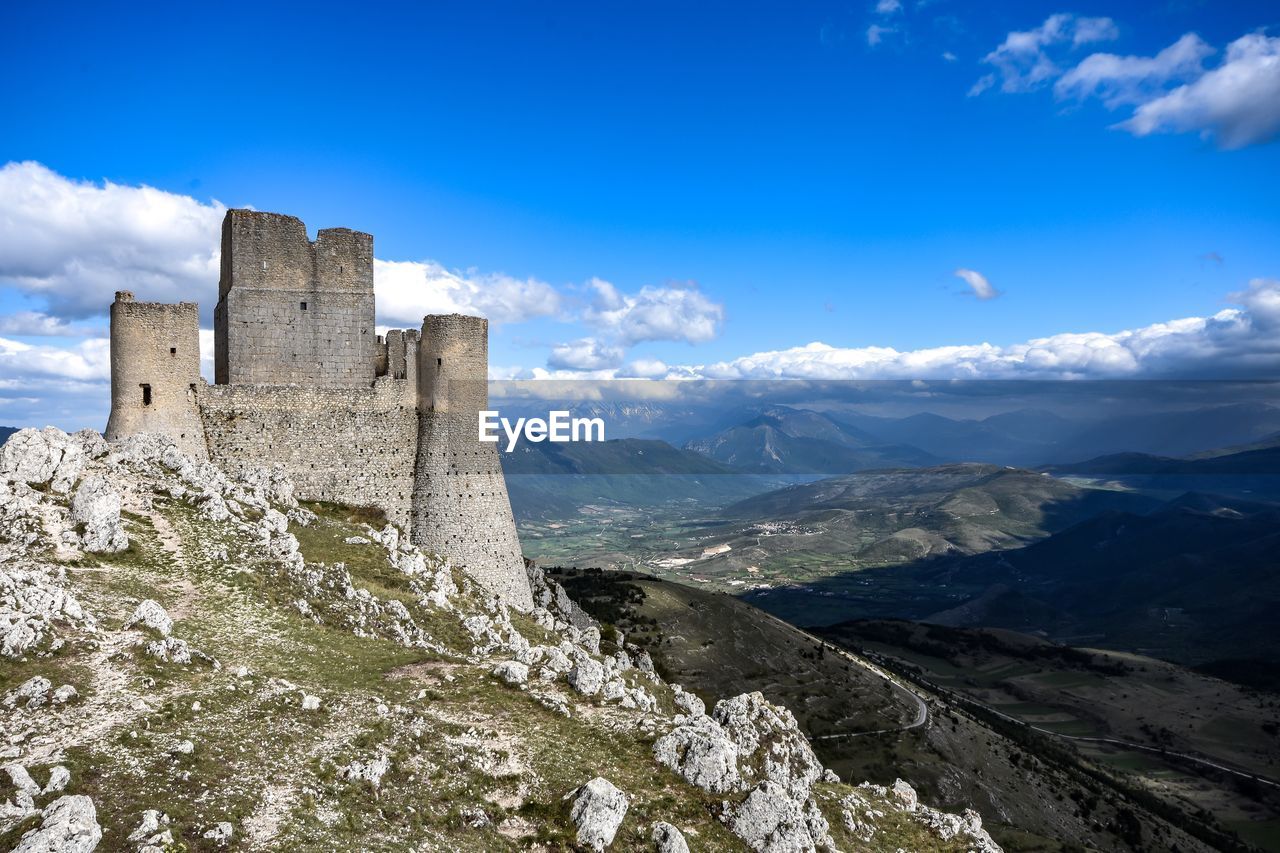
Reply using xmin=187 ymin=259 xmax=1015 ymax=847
xmin=1 ymin=161 xmax=1278 ymax=429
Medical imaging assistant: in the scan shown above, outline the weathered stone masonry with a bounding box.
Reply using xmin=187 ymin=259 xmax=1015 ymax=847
xmin=106 ymin=209 xmax=534 ymax=610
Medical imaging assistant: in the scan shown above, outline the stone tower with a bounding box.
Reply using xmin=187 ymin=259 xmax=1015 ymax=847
xmin=412 ymin=314 xmax=534 ymax=611
xmin=214 ymin=210 xmax=376 ymax=387
xmin=104 ymin=292 xmax=207 ymax=460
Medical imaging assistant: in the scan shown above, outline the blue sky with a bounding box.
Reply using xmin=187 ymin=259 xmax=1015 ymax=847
xmin=2 ymin=0 xmax=1279 ymax=429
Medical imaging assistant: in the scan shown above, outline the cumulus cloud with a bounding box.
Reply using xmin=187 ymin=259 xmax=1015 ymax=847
xmin=0 ymin=335 xmax=111 ymax=383
xmin=373 ymin=259 xmax=562 ymax=328
xmin=954 ymin=268 xmax=1001 ymax=300
xmin=1117 ymin=33 xmax=1280 ymax=149
xmin=875 ymin=0 xmax=901 ymax=14
xmin=1055 ymin=32 xmax=1213 ymax=107
xmin=582 ymin=278 xmax=724 ymax=346
xmin=970 ymin=13 xmax=1118 ymax=96
xmin=547 ymin=338 xmax=626 ymax=371
xmin=617 ymin=358 xmax=671 ymax=379
xmin=974 ymin=21 xmax=1280 ymax=149
xmin=1231 ymin=277 xmax=1280 ymax=331
xmin=0 ymin=161 xmax=225 ymax=319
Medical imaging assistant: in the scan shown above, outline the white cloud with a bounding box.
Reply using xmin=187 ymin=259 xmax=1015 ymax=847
xmin=0 ymin=335 xmax=111 ymax=384
xmin=0 ymin=161 xmax=225 ymax=319
xmin=1117 ymin=33 xmax=1280 ymax=149
xmin=1071 ymin=17 xmax=1120 ymax=47
xmin=678 ymin=279 xmax=1280 ymax=380
xmin=547 ymin=338 xmax=626 ymax=371
xmin=617 ymin=358 xmax=671 ymax=379
xmin=582 ymin=278 xmax=724 ymax=346
xmin=0 ymin=311 xmax=91 ymax=337
xmin=942 ymin=51 xmax=958 ymax=62
xmin=971 ymin=14 xmax=1118 ymax=95
xmin=866 ymin=24 xmax=896 ymax=47
xmin=875 ymin=0 xmax=901 ymax=14
xmin=954 ymin=268 xmax=1001 ymax=300
xmin=975 ymin=22 xmax=1280 ymax=150
xmin=373 ymin=259 xmax=562 ymax=328
xmin=1230 ymin=276 xmax=1280 ymax=331
xmin=1055 ymin=33 xmax=1213 ymax=107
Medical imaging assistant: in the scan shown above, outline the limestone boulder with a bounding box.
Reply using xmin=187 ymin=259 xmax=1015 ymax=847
xmin=1 ymin=428 xmax=66 ymax=486
xmin=727 ymin=780 xmax=830 ymax=853
xmin=492 ymin=660 xmax=529 ymax=687
xmin=652 ymin=713 xmax=741 ymax=793
xmin=714 ymin=691 xmax=824 ymax=802
xmin=123 ymin=600 xmax=173 ymax=637
xmin=12 ymin=794 xmax=102 ymax=853
xmin=4 ymin=676 xmax=52 ymax=710
xmin=568 ymin=654 xmax=605 ymax=696
xmin=568 ymin=777 xmax=628 ymax=851
xmin=70 ymin=475 xmax=128 ymax=553
xmin=651 ymin=821 xmax=691 ymax=853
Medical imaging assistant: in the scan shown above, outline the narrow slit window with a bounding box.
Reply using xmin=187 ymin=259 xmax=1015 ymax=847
xmin=141 ymin=384 xmax=152 ymax=406
xmin=437 ymin=358 xmax=442 ymax=367
xmin=170 ymin=347 xmax=176 ymax=355
xmin=300 ymin=301 xmax=308 ymax=310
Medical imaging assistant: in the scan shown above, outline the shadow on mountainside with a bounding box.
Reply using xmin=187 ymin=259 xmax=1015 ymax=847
xmin=739 ymin=493 xmax=1280 ymax=673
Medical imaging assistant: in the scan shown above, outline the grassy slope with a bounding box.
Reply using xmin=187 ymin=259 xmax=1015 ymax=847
xmin=2 ymin=481 xmax=981 ymax=853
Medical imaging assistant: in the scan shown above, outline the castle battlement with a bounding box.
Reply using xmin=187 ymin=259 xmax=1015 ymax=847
xmin=107 ymin=210 xmax=533 ymax=610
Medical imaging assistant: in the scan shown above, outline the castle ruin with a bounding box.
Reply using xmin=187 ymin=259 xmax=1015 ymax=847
xmin=105 ymin=209 xmax=534 ymax=611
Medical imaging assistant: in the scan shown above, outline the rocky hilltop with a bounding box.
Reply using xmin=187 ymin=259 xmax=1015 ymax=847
xmin=1 ymin=427 xmax=1000 ymax=852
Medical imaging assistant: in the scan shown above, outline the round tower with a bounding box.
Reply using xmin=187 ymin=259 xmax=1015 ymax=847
xmin=104 ymin=291 xmax=208 ymax=459
xmin=410 ymin=314 xmax=534 ymax=611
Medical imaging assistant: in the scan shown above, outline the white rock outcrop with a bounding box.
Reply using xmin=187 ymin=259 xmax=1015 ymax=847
xmin=70 ymin=474 xmax=128 ymax=553
xmin=568 ymin=777 xmax=629 ymax=851
xmin=492 ymin=660 xmax=529 ymax=687
xmin=4 ymin=676 xmax=52 ymax=710
xmin=124 ymin=599 xmax=173 ymax=637
xmin=653 ymin=713 xmax=741 ymax=793
xmin=651 ymin=821 xmax=691 ymax=853
xmin=12 ymin=794 xmax=102 ymax=853
xmin=568 ymin=654 xmax=605 ymax=696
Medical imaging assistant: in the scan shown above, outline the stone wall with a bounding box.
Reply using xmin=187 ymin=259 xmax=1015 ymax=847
xmin=199 ymin=380 xmax=418 ymax=528
xmin=214 ymin=210 xmax=376 ymax=387
xmin=104 ymin=292 xmax=207 ymax=460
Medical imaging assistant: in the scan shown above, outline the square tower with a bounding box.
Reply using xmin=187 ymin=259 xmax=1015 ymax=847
xmin=213 ymin=210 xmax=376 ymax=387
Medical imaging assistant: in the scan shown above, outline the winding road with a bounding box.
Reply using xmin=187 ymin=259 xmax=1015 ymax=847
xmin=749 ymin=606 xmax=930 ymax=738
